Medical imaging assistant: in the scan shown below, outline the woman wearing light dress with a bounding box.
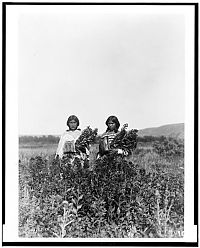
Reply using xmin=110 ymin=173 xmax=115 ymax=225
xmin=55 ymin=115 xmax=87 ymax=162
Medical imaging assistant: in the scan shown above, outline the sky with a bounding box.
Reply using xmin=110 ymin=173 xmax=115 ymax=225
xmin=18 ymin=6 xmax=185 ymax=135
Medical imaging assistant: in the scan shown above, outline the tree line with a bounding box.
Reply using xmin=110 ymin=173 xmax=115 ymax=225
xmin=19 ymin=135 xmax=170 ymax=145
xmin=19 ymin=135 xmax=60 ymax=144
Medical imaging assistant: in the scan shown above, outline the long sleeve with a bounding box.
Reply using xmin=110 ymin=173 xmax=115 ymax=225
xmin=55 ymin=134 xmax=66 ymax=158
xmin=55 ymin=130 xmax=82 ymax=159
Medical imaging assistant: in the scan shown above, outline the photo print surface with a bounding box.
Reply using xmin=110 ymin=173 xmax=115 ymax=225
xmin=3 ymin=3 xmax=197 ymax=245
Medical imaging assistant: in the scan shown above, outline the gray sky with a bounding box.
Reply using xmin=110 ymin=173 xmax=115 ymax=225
xmin=18 ymin=7 xmax=185 ymax=135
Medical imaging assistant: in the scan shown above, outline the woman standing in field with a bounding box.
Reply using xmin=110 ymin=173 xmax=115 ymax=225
xmin=55 ymin=115 xmax=88 ymax=162
xmin=98 ymin=115 xmax=129 ymax=157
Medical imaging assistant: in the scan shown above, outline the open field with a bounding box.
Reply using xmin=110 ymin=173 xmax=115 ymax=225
xmin=19 ymin=144 xmax=58 ymax=159
xmin=19 ymin=140 xmax=184 ymax=238
xmin=19 ymin=142 xmax=151 ymax=161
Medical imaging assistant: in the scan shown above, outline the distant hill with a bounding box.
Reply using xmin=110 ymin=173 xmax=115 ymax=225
xmin=138 ymin=123 xmax=184 ymax=140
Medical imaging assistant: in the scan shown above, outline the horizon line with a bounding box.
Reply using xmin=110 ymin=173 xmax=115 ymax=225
xmin=18 ymin=122 xmax=184 ymax=136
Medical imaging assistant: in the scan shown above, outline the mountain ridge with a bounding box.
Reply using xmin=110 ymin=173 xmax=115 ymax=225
xmin=138 ymin=123 xmax=184 ymax=140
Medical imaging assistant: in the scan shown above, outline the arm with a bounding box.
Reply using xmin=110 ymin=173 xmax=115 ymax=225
xmin=98 ymin=136 xmax=110 ymax=156
xmin=55 ymin=133 xmax=65 ymax=159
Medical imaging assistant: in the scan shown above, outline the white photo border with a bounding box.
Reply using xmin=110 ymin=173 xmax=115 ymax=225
xmin=2 ymin=2 xmax=198 ymax=245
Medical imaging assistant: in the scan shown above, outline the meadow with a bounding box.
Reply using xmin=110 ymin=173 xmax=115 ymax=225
xmin=19 ymin=138 xmax=184 ymax=238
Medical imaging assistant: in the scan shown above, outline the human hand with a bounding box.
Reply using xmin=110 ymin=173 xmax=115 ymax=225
xmin=122 ymin=123 xmax=128 ymax=130
xmin=117 ymin=149 xmax=123 ymax=154
xmin=55 ymin=154 xmax=59 ymax=159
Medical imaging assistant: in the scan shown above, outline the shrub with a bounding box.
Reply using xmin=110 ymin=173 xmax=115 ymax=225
xmin=153 ymin=138 xmax=184 ymax=158
xmin=19 ymin=147 xmax=184 ymax=238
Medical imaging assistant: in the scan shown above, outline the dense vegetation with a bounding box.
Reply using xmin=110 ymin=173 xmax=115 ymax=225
xmin=19 ymin=137 xmax=184 ymax=238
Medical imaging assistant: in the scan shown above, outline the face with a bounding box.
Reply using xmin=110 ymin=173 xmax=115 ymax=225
xmin=68 ymin=120 xmax=78 ymax=131
xmin=108 ymin=121 xmax=116 ymax=131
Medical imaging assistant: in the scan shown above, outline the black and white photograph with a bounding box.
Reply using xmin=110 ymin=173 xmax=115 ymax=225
xmin=2 ymin=2 xmax=197 ymax=245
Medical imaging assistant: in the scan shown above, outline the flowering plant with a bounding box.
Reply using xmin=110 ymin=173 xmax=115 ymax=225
xmin=110 ymin=126 xmax=138 ymax=154
xmin=75 ymin=126 xmax=98 ymax=153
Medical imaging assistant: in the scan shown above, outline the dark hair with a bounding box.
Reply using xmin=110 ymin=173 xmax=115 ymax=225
xmin=67 ymin=115 xmax=80 ymax=128
xmin=105 ymin=116 xmax=120 ymax=133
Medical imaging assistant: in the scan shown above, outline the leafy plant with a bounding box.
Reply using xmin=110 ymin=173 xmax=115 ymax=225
xmin=75 ymin=126 xmax=98 ymax=153
xmin=110 ymin=128 xmax=138 ymax=155
xmin=19 ymin=140 xmax=184 ymax=238
xmin=153 ymin=138 xmax=184 ymax=158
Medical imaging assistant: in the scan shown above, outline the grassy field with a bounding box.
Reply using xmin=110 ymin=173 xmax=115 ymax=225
xmin=19 ymin=143 xmax=99 ymax=164
xmin=19 ymin=144 xmax=57 ymax=160
xmin=19 ymin=142 xmax=151 ymax=161
xmin=19 ymin=140 xmax=184 ymax=238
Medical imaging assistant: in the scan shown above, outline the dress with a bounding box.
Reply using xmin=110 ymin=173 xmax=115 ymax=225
xmin=100 ymin=131 xmax=119 ymax=151
xmin=56 ymin=129 xmax=81 ymax=159
xmin=99 ymin=130 xmax=129 ymax=157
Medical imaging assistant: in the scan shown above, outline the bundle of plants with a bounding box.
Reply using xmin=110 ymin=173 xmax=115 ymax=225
xmin=110 ymin=128 xmax=138 ymax=153
xmin=75 ymin=126 xmax=98 ymax=153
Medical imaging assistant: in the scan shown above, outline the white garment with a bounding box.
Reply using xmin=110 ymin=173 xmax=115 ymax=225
xmin=55 ymin=130 xmax=81 ymax=158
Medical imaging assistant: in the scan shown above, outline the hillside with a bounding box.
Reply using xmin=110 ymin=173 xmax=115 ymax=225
xmin=138 ymin=123 xmax=184 ymax=140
